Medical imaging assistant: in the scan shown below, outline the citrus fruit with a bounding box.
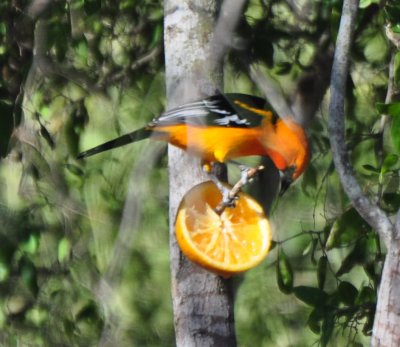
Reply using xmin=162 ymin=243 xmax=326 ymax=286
xmin=175 ymin=181 xmax=272 ymax=277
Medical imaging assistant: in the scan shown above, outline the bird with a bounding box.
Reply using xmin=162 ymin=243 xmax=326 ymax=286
xmin=77 ymin=93 xmax=310 ymax=193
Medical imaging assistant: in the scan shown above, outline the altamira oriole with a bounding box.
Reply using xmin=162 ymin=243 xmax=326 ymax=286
xmin=77 ymin=93 xmax=310 ymax=191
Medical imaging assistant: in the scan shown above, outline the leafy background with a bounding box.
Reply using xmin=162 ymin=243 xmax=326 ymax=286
xmin=0 ymin=0 xmax=399 ymax=346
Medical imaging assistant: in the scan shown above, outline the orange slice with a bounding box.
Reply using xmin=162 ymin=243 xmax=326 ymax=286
xmin=175 ymin=181 xmax=272 ymax=277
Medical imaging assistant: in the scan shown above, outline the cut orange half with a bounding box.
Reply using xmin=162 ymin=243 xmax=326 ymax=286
xmin=175 ymin=181 xmax=272 ymax=277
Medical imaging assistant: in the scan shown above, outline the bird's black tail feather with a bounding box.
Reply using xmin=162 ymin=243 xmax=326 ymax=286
xmin=77 ymin=127 xmax=153 ymax=159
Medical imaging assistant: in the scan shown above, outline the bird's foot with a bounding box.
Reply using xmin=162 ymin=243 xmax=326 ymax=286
xmin=213 ymin=164 xmax=264 ymax=215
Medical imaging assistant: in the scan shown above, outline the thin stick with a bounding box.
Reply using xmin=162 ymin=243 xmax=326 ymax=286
xmin=214 ymin=165 xmax=264 ymax=215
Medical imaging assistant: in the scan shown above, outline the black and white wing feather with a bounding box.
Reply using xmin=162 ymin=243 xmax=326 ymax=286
xmin=153 ymin=93 xmax=271 ymax=128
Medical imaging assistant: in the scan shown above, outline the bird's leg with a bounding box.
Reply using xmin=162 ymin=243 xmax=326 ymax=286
xmin=238 ymin=164 xmax=253 ymax=185
xmin=202 ymin=161 xmax=236 ymax=208
xmin=209 ymin=174 xmax=238 ymax=209
xmin=214 ymin=165 xmax=265 ymax=214
xmin=202 ymin=161 xmax=264 ymax=214
xmin=205 ymin=162 xmax=264 ymax=215
xmin=227 ymin=161 xmax=260 ymax=185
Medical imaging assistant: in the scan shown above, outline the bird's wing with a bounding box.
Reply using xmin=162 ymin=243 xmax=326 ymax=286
xmin=154 ymin=93 xmax=276 ymax=128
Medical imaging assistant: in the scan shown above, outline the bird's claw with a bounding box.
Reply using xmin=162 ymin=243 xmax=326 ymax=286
xmin=212 ymin=164 xmax=265 ymax=215
xmin=221 ymin=188 xmax=239 ymax=208
xmin=214 ymin=179 xmax=237 ymax=208
xmin=239 ymin=165 xmax=253 ymax=185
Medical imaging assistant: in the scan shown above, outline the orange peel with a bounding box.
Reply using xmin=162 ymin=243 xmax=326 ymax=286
xmin=175 ymin=181 xmax=272 ymax=277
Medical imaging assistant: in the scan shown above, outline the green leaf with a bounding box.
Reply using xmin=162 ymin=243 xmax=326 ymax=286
xmin=326 ymin=208 xmax=368 ymax=250
xmin=336 ymin=246 xmax=364 ymax=277
xmin=391 ymin=115 xmax=400 ymax=154
xmin=394 ymin=52 xmax=400 ymax=86
xmin=301 ymin=164 xmax=318 ymax=196
xmin=382 ymin=193 xmax=400 ymax=213
xmin=338 ymin=281 xmax=358 ymax=306
xmin=302 ymin=238 xmax=317 ymax=256
xmin=150 ymin=23 xmax=163 ymax=48
xmin=65 ymin=163 xmax=85 ymax=177
xmin=308 ymin=308 xmax=323 ymax=334
xmin=363 ymin=314 xmax=374 ymax=336
xmin=0 ymin=261 xmax=10 ymax=282
xmin=364 ymin=262 xmax=379 ymax=285
xmin=19 ymin=257 xmax=38 ymax=296
xmin=384 ymin=2 xmax=400 ymax=24
xmin=276 ymin=249 xmax=294 ymax=294
xmin=359 ymin=0 xmax=379 ymax=8
xmin=392 ymin=24 xmax=400 ymax=34
xmin=336 ymin=242 xmax=366 ymax=277
xmin=58 ymin=238 xmax=71 ymax=263
xmin=268 ymin=240 xmax=277 ymax=251
xmin=379 ymin=154 xmax=399 ymax=184
xmin=84 ymin=0 xmax=101 ymax=15
xmin=321 ymin=312 xmax=335 ymax=347
xmin=293 ymin=286 xmax=328 ymax=307
xmin=26 ymin=307 xmax=48 ymax=326
xmin=356 ymin=286 xmax=376 ymax=305
xmin=381 ymin=154 xmax=399 ymax=174
xmin=317 ymin=256 xmax=328 ymax=290
xmin=254 ymin=40 xmax=274 ymax=68
xmin=362 ymin=164 xmax=380 ymax=173
xmin=20 ymin=234 xmax=39 ymax=255
xmin=363 ymin=31 xmax=388 ymax=63
xmin=75 ymin=300 xmax=99 ymax=320
xmin=274 ymin=62 xmax=292 ymax=75
xmin=0 ymin=101 xmax=14 ymax=158
xmin=376 ymin=102 xmax=400 ymax=117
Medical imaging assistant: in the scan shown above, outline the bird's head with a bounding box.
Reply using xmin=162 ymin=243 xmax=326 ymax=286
xmin=260 ymin=118 xmax=310 ymax=195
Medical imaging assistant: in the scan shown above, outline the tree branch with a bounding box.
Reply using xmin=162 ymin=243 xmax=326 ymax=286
xmin=212 ymin=0 xmax=247 ymax=68
xmin=328 ymin=0 xmax=393 ymax=247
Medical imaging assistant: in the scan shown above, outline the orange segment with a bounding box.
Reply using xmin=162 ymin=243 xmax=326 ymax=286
xmin=175 ymin=181 xmax=272 ymax=277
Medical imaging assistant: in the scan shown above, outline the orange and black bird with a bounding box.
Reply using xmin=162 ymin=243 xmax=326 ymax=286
xmin=77 ymin=93 xmax=310 ymax=192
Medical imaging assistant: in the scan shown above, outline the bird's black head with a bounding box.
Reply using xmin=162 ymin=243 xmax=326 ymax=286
xmin=279 ymin=166 xmax=296 ymax=195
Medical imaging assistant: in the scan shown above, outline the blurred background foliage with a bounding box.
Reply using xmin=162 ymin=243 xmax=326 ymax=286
xmin=0 ymin=0 xmax=399 ymax=346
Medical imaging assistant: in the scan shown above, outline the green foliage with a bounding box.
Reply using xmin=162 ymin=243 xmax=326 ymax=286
xmin=276 ymin=248 xmax=294 ymax=294
xmin=0 ymin=0 xmax=398 ymax=346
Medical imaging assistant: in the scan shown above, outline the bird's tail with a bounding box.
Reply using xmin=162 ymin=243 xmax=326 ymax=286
xmin=77 ymin=127 xmax=153 ymax=159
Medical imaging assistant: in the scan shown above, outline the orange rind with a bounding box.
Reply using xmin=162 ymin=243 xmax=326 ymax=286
xmin=175 ymin=181 xmax=272 ymax=277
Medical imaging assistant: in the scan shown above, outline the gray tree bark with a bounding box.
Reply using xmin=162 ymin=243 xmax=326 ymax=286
xmin=328 ymin=0 xmax=400 ymax=345
xmin=372 ymin=234 xmax=400 ymax=346
xmin=164 ymin=1 xmax=237 ymax=346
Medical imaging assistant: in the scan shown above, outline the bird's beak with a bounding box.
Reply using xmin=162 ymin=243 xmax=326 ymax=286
xmin=279 ymin=167 xmax=295 ymax=195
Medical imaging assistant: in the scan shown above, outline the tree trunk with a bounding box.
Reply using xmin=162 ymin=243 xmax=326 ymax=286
xmin=371 ymin=235 xmax=400 ymax=346
xmin=164 ymin=1 xmax=237 ymax=346
xmin=326 ymin=0 xmax=400 ymax=344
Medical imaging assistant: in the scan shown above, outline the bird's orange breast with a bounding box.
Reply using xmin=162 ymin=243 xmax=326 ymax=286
xmin=153 ymin=124 xmax=268 ymax=163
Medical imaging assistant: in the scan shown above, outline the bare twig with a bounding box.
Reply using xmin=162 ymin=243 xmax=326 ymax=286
xmin=379 ymin=53 xmax=397 ymax=131
xmin=104 ymin=45 xmax=163 ymax=85
xmin=251 ymin=33 xmax=332 ymax=127
xmin=131 ymin=45 xmax=162 ymax=70
xmin=214 ymin=165 xmax=264 ymax=215
xmin=385 ymin=24 xmax=400 ymax=50
xmin=284 ymin=0 xmax=313 ymax=23
xmin=291 ymin=36 xmax=333 ymax=127
xmin=328 ymin=0 xmax=393 ymax=247
xmin=28 ymin=19 xmax=99 ymax=93
xmin=377 ymin=52 xmax=398 ymax=200
xmin=27 ymin=0 xmax=54 ymax=19
xmin=249 ymin=64 xmax=294 ymax=121
xmin=212 ymin=0 xmax=247 ymax=67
